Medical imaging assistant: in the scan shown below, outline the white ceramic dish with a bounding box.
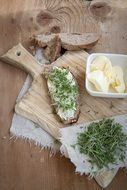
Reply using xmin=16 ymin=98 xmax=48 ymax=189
xmin=86 ymin=53 xmax=127 ymax=98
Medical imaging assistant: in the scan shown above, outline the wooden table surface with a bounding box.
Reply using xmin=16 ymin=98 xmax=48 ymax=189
xmin=0 ymin=0 xmax=127 ymax=190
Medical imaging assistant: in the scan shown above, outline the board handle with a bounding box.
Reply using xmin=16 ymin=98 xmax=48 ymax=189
xmin=1 ymin=43 xmax=44 ymax=79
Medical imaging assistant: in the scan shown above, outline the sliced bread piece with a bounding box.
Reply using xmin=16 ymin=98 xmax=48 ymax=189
xmin=44 ymin=66 xmax=80 ymax=124
xmin=31 ymin=33 xmax=56 ymax=48
xmin=44 ymin=35 xmax=61 ymax=63
xmin=32 ymin=33 xmax=100 ymax=50
xmin=59 ymin=33 xmax=100 ymax=50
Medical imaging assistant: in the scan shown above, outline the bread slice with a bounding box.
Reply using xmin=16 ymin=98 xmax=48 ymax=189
xmin=44 ymin=66 xmax=80 ymax=124
xmin=32 ymin=33 xmax=100 ymax=50
xmin=31 ymin=33 xmax=56 ymax=48
xmin=60 ymin=33 xmax=100 ymax=50
xmin=44 ymin=35 xmax=61 ymax=63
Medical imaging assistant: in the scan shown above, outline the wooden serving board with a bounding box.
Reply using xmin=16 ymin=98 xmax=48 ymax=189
xmin=1 ymin=43 xmax=127 ymax=140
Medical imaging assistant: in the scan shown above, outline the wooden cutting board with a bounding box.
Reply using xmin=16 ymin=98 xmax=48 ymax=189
xmin=1 ymin=43 xmax=127 ymax=140
xmin=1 ymin=44 xmax=88 ymax=138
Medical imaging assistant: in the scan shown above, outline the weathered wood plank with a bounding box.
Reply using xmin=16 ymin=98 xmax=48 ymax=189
xmin=0 ymin=0 xmax=127 ymax=190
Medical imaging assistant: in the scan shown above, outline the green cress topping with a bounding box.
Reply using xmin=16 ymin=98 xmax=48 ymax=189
xmin=76 ymin=119 xmax=127 ymax=170
xmin=48 ymin=67 xmax=78 ymax=112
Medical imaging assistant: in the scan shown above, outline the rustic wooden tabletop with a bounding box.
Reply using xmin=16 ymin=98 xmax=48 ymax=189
xmin=0 ymin=0 xmax=127 ymax=190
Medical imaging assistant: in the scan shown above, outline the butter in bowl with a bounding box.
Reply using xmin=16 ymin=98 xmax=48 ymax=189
xmin=86 ymin=53 xmax=127 ymax=98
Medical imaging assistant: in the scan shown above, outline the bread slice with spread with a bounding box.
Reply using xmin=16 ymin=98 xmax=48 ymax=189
xmin=44 ymin=66 xmax=80 ymax=124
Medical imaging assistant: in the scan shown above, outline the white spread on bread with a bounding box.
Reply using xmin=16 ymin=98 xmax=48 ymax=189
xmin=47 ymin=67 xmax=78 ymax=121
xmin=57 ymin=108 xmax=75 ymax=120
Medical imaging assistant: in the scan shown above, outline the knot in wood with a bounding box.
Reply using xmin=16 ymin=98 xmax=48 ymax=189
xmin=89 ymin=1 xmax=111 ymax=18
xmin=50 ymin=26 xmax=61 ymax=34
xmin=36 ymin=11 xmax=53 ymax=26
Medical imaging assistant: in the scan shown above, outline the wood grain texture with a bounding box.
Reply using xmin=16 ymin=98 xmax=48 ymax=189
xmin=0 ymin=0 xmax=127 ymax=190
xmin=1 ymin=43 xmax=43 ymax=78
xmin=2 ymin=46 xmax=89 ymax=139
